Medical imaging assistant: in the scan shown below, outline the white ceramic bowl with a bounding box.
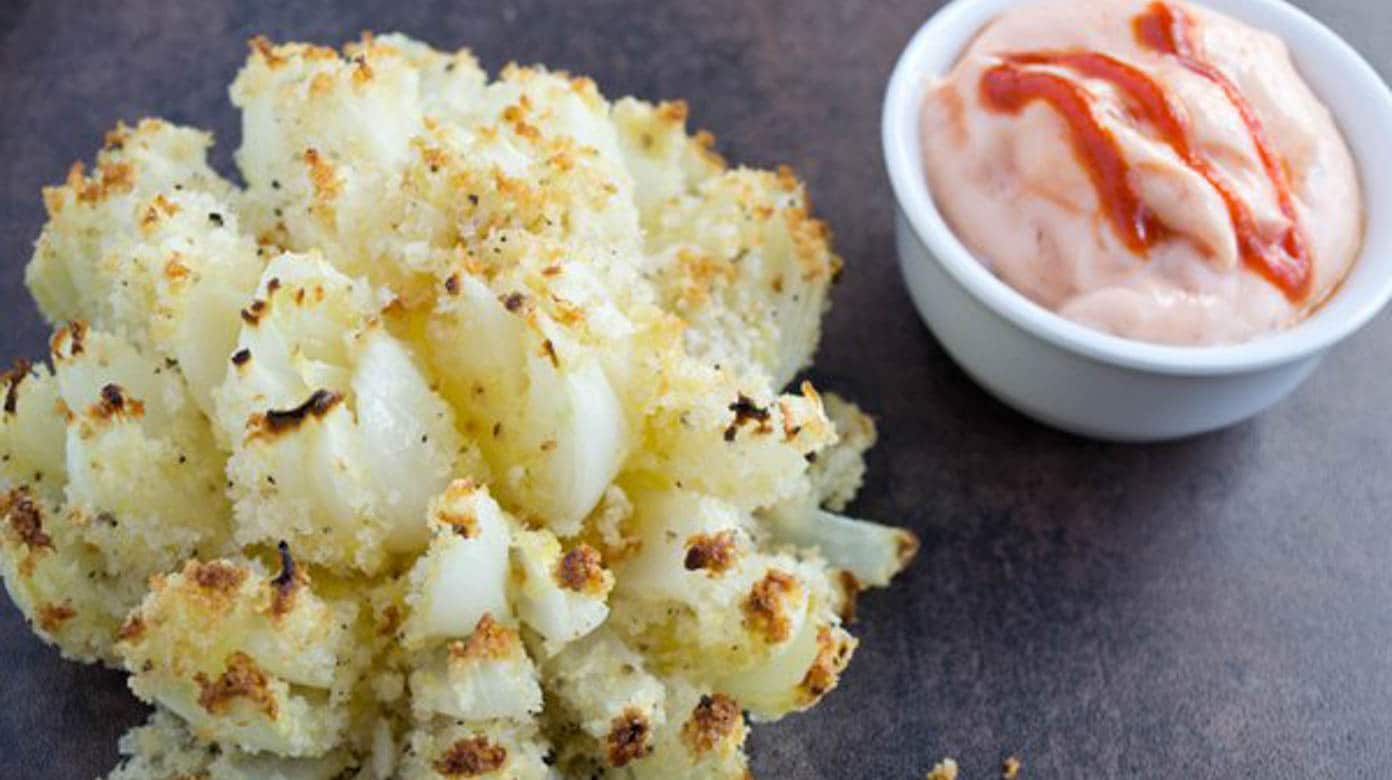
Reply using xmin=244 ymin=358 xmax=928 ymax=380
xmin=884 ymin=0 xmax=1392 ymax=441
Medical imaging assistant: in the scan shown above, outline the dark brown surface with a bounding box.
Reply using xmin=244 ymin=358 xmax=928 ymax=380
xmin=2 ymin=1 xmax=1390 ymax=777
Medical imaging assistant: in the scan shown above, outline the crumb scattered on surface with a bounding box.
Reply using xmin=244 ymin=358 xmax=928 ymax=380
xmin=925 ymin=757 xmax=959 ymax=780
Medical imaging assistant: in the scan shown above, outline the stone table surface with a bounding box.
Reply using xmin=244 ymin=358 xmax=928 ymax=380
xmin=2 ymin=0 xmax=1390 ymax=777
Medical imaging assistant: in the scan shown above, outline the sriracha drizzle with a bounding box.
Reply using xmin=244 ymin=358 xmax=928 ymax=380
xmin=980 ymin=1 xmax=1312 ymax=300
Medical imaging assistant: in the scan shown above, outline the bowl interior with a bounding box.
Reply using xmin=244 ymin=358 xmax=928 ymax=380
xmin=884 ymin=0 xmax=1392 ymax=375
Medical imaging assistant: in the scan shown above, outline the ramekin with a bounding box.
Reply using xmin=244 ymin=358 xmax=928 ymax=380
xmin=883 ymin=0 xmax=1392 ymax=441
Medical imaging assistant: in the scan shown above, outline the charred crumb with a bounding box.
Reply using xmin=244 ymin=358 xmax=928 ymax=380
xmin=434 ymin=735 xmax=507 ymax=777
xmin=100 ymin=384 xmax=123 ymax=408
xmin=2 ymin=359 xmax=31 ymax=415
xmin=444 ymin=273 xmax=461 ymax=295
xmin=501 ymin=291 xmax=526 ymax=312
xmin=605 ymin=708 xmax=653 ymax=767
xmin=231 ymin=348 xmax=251 ymax=366
xmin=3 ymin=488 xmax=51 ymax=550
xmin=54 ymin=321 xmax=87 ymax=357
xmin=681 ymin=693 xmax=742 ymax=755
xmin=94 ymin=383 xmax=143 ymax=419
xmin=729 ymin=395 xmax=770 ymax=423
xmin=252 ymin=389 xmax=343 ymax=437
xmin=240 ymin=299 xmax=268 ymax=325
xmin=556 ymin=544 xmax=605 ymax=593
xmin=208 ymin=212 xmax=224 ymax=226
xmin=684 ymin=531 xmax=736 ymax=574
xmin=724 ymin=394 xmax=772 ymax=441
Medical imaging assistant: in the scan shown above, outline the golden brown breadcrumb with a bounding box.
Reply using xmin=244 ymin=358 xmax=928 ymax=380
xmin=681 ymin=693 xmax=742 ymax=756
xmin=742 ymin=569 xmax=799 ymax=644
xmin=433 ymin=735 xmax=507 ymax=777
xmin=194 ymin=652 xmax=277 ymax=719
xmin=605 ymin=707 xmax=653 ymax=767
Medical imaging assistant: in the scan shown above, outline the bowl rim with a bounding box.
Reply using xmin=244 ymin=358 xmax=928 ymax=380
xmin=883 ymin=0 xmax=1392 ymax=376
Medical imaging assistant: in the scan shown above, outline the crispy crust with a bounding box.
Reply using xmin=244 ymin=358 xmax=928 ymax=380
xmin=683 ymin=531 xmax=736 ymax=575
xmin=2 ymin=487 xmax=52 ymax=551
xmin=1 ymin=359 xmax=30 ymax=415
xmin=796 ymin=626 xmax=854 ymax=704
xmin=555 ymin=544 xmax=605 ymax=594
xmin=50 ymin=321 xmax=87 ymax=359
xmin=433 ymin=735 xmax=507 ymax=777
xmin=605 ymin=707 xmax=653 ymax=767
xmin=65 ymin=160 xmax=135 ymax=205
xmin=36 ymin=601 xmax=76 ymax=633
xmin=741 ymin=570 xmax=799 ymax=644
xmin=91 ymin=383 xmax=145 ymax=420
xmin=194 ymin=652 xmax=278 ymax=719
xmin=303 ymin=148 xmax=342 ymax=209
xmin=247 ymin=389 xmax=343 ymax=440
xmin=680 ymin=693 xmax=742 ymax=756
xmin=449 ymin=613 xmax=519 ymax=662
xmin=139 ymin=194 xmax=181 ymax=233
xmin=188 ymin=561 xmax=249 ymax=594
xmin=117 ymin=615 xmax=147 ymax=643
xmin=724 ymin=395 xmax=773 ymax=442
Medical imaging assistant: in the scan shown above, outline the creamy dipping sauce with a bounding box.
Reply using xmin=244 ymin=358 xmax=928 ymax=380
xmin=920 ymin=0 xmax=1362 ymax=345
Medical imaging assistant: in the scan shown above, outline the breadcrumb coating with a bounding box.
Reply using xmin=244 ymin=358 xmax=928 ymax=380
xmin=2 ymin=32 xmax=917 ymax=779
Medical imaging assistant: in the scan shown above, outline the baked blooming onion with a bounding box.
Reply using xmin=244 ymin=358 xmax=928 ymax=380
xmin=0 ymin=34 xmax=916 ymax=779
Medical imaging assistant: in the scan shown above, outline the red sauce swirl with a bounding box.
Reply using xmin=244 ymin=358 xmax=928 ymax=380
xmin=980 ymin=1 xmax=1312 ymax=300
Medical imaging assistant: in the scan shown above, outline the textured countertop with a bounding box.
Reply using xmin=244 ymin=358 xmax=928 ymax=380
xmin=2 ymin=1 xmax=1390 ymax=777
